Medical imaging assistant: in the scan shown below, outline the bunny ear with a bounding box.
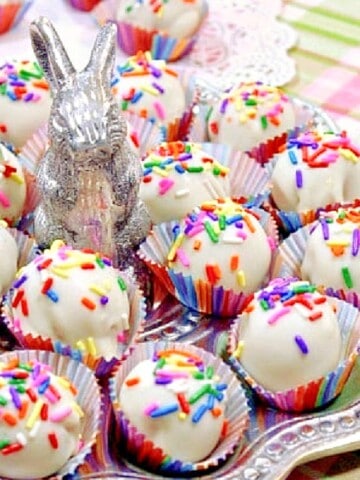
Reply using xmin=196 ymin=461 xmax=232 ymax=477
xmin=86 ymin=22 xmax=117 ymax=87
xmin=30 ymin=16 xmax=76 ymax=92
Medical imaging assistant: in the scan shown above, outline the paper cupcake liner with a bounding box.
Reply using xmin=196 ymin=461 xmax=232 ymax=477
xmin=271 ymin=223 xmax=360 ymax=308
xmin=109 ymin=341 xmax=249 ymax=475
xmin=0 ymin=349 xmax=101 ymax=479
xmin=8 ymin=227 xmax=40 ymax=268
xmin=68 ymin=0 xmax=101 ymax=12
xmin=228 ymin=297 xmax=360 ymax=412
xmin=0 ymin=0 xmax=33 ymax=34
xmin=138 ymin=208 xmax=279 ymax=317
xmin=199 ymin=142 xmax=271 ymax=206
xmin=3 ymin=272 xmax=147 ymax=378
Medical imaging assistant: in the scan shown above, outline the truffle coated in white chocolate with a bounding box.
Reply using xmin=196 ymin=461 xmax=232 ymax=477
xmin=119 ymin=349 xmax=227 ymax=463
xmin=116 ymin=0 xmax=207 ymax=39
xmin=167 ymin=198 xmax=272 ymax=294
xmin=270 ymin=131 xmax=360 ymax=213
xmin=112 ymin=52 xmax=186 ymax=125
xmin=207 ymin=82 xmax=296 ymax=152
xmin=140 ymin=141 xmax=230 ymax=224
xmin=0 ymin=225 xmax=18 ymax=295
xmin=10 ymin=242 xmax=131 ymax=360
xmin=0 ymin=359 xmax=82 ymax=479
xmin=301 ymin=208 xmax=360 ymax=291
xmin=235 ymin=278 xmax=342 ymax=392
xmin=0 ymin=143 xmax=26 ymax=224
xmin=0 ymin=60 xmax=51 ymax=148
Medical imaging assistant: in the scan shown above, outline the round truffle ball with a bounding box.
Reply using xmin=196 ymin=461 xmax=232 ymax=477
xmin=236 ymin=278 xmax=342 ymax=392
xmin=207 ymin=82 xmax=296 ymax=151
xmin=0 ymin=143 xmax=26 ymax=224
xmin=0 ymin=224 xmax=18 ymax=295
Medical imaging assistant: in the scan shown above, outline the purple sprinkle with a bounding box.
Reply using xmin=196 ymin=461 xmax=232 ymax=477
xmin=155 ymin=377 xmax=173 ymax=385
xmin=102 ymin=258 xmax=112 ymax=266
xmin=220 ymin=98 xmax=229 ymax=114
xmin=320 ymin=219 xmax=329 ymax=240
xmin=178 ymin=153 xmax=192 ymax=161
xmin=13 ymin=275 xmax=28 ymax=289
xmin=100 ymin=296 xmax=109 ymax=305
xmin=10 ymin=387 xmax=21 ymax=409
xmin=152 ymin=81 xmax=164 ymax=94
xmin=295 ymin=169 xmax=303 ymax=188
xmin=352 ymin=228 xmax=360 ymax=256
xmin=294 ymin=335 xmax=309 ymax=354
xmin=23 ymin=93 xmax=34 ymax=102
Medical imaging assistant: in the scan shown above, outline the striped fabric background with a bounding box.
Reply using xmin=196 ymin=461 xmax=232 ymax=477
xmin=280 ymin=1 xmax=360 ymax=477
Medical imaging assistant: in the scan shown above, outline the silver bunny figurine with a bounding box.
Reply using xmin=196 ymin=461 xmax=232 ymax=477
xmin=30 ymin=17 xmax=150 ymax=265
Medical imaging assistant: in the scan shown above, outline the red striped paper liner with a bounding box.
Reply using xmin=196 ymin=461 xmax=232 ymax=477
xmin=0 ymin=0 xmax=32 ymax=34
xmin=137 ymin=208 xmax=279 ymax=317
xmin=0 ymin=349 xmax=101 ymax=478
xmin=227 ymin=297 xmax=360 ymax=412
xmin=68 ymin=0 xmax=101 ymax=12
xmin=3 ymin=272 xmax=146 ymax=378
xmin=109 ymin=341 xmax=249 ymax=474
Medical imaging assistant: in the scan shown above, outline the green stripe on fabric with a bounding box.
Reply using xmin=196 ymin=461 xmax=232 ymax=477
xmin=286 ymin=0 xmax=360 ymax=25
xmin=290 ymin=19 xmax=360 ymax=46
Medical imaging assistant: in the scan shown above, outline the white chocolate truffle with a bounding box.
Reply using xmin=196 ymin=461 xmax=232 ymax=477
xmin=235 ymin=278 xmax=342 ymax=392
xmin=10 ymin=242 xmax=131 ymax=360
xmin=0 ymin=143 xmax=26 ymax=224
xmin=0 ymin=225 xmax=18 ymax=295
xmin=112 ymin=52 xmax=186 ymax=125
xmin=140 ymin=141 xmax=230 ymax=224
xmin=116 ymin=0 xmax=207 ymax=39
xmin=119 ymin=349 xmax=227 ymax=463
xmin=207 ymin=82 xmax=296 ymax=151
xmin=301 ymin=208 xmax=360 ymax=291
xmin=0 ymin=359 xmax=82 ymax=479
xmin=0 ymin=60 xmax=51 ymax=148
xmin=270 ymin=131 xmax=360 ymax=212
xmin=167 ymin=198 xmax=272 ymax=294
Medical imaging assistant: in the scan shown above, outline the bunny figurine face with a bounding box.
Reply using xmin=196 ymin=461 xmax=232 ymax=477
xmin=29 ymin=17 xmax=150 ymax=264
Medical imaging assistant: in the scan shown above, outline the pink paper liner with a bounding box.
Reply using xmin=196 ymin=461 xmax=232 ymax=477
xmin=138 ymin=208 xmax=279 ymax=317
xmin=0 ymin=0 xmax=32 ymax=34
xmin=68 ymin=0 xmax=101 ymax=12
xmin=271 ymin=221 xmax=360 ymax=308
xmin=0 ymin=349 xmax=101 ymax=478
xmin=3 ymin=272 xmax=147 ymax=378
xmin=93 ymin=0 xmax=208 ymax=62
xmin=109 ymin=341 xmax=249 ymax=474
xmin=227 ymin=296 xmax=360 ymax=412
xmin=7 ymin=226 xmax=39 ymax=267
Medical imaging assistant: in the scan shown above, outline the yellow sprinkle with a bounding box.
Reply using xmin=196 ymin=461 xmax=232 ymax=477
xmin=26 ymin=400 xmax=43 ymax=430
xmin=76 ymin=340 xmax=86 ymax=352
xmin=50 ymin=267 xmax=70 ymax=279
xmin=152 ymin=166 xmax=169 ymax=177
xmin=72 ymin=401 xmax=84 ymax=418
xmin=10 ymin=173 xmax=24 ymax=184
xmin=54 ymin=260 xmax=83 ymax=269
xmin=140 ymin=84 xmax=159 ymax=96
xmin=0 ymin=220 xmax=8 ymax=228
xmin=339 ymin=148 xmax=359 ymax=163
xmin=50 ymin=240 xmax=65 ymax=251
xmin=236 ymin=270 xmax=246 ymax=286
xmin=326 ymin=240 xmax=350 ymax=247
xmin=239 ymin=114 xmax=248 ymax=123
xmin=233 ymin=341 xmax=244 ymax=359
xmin=246 ymin=108 xmax=257 ymax=118
xmin=178 ymin=412 xmax=187 ymax=420
xmin=86 ymin=337 xmax=97 ymax=356
xmin=167 ymin=233 xmax=184 ymax=262
xmin=57 ymin=377 xmax=71 ymax=389
xmin=89 ymin=284 xmax=107 ymax=296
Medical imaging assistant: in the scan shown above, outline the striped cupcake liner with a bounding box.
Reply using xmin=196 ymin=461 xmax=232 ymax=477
xmin=228 ymin=297 xmax=360 ymax=412
xmin=0 ymin=349 xmax=101 ymax=478
xmin=272 ymin=221 xmax=360 ymax=308
xmin=3 ymin=272 xmax=146 ymax=378
xmin=138 ymin=208 xmax=279 ymax=317
xmin=109 ymin=341 xmax=249 ymax=475
xmin=68 ymin=0 xmax=101 ymax=12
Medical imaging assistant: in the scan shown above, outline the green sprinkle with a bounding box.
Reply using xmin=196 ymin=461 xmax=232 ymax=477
xmin=205 ymin=106 xmax=213 ymax=123
xmin=121 ymin=100 xmax=129 ymax=111
xmin=206 ymin=366 xmax=214 ymax=379
xmin=18 ymin=363 xmax=33 ymax=372
xmin=8 ymin=378 xmax=26 ymax=385
xmin=154 ymin=357 xmax=166 ymax=371
xmin=0 ymin=83 xmax=6 ymax=95
xmin=143 ymin=160 xmax=162 ymax=168
xmin=293 ymin=284 xmax=316 ymax=294
xmin=187 ymin=166 xmax=204 ymax=173
xmin=16 ymin=386 xmax=26 ymax=394
xmin=260 ymin=115 xmax=268 ymax=129
xmin=19 ymin=68 xmax=43 ymax=80
xmin=125 ymin=5 xmax=133 ymax=13
xmin=189 ymin=384 xmax=211 ymax=404
xmin=212 ymin=166 xmax=221 ymax=176
xmin=192 ymin=371 xmax=205 ymax=380
xmin=95 ymin=258 xmax=105 ymax=269
xmin=260 ymin=299 xmax=269 ymax=311
xmin=0 ymin=396 xmax=8 ymax=406
xmin=204 ymin=221 xmax=219 ymax=243
xmin=218 ymin=215 xmax=226 ymax=231
xmin=342 ymin=266 xmax=353 ymax=288
xmin=245 ymin=98 xmax=257 ymax=106
xmin=0 ymin=440 xmax=10 ymax=450
xmin=338 ymin=210 xmax=346 ymax=219
xmin=117 ymin=277 xmax=127 ymax=291
xmin=185 ymin=144 xmax=191 ymax=153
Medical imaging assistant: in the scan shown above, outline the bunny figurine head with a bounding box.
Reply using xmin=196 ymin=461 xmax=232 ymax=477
xmin=30 ymin=17 xmax=150 ymax=265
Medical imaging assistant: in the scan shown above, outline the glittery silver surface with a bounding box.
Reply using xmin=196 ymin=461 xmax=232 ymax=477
xmin=30 ymin=17 xmax=151 ymax=266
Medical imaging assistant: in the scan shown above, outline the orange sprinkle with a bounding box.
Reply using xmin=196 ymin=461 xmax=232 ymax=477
xmin=330 ymin=245 xmax=345 ymax=256
xmin=221 ymin=419 xmax=229 ymax=437
xmin=230 ymin=254 xmax=239 ymax=271
xmin=211 ymin=407 xmax=222 ymax=418
xmin=2 ymin=412 xmax=18 ymax=426
xmin=2 ymin=359 xmax=19 ymax=371
xmin=81 ymin=297 xmax=96 ymax=310
xmin=314 ymin=296 xmax=326 ymax=304
xmin=193 ymin=240 xmax=202 ymax=250
xmin=164 ymin=67 xmax=178 ymax=77
xmin=18 ymin=400 xmax=29 ymax=420
xmin=32 ymin=80 xmax=49 ymax=90
xmin=125 ymin=377 xmax=140 ymax=387
xmin=269 ymin=116 xmax=280 ymax=126
xmin=157 ymin=349 xmax=203 ymax=364
xmin=309 ymin=311 xmax=323 ymax=321
xmin=243 ymin=214 xmax=255 ymax=233
xmin=243 ymin=304 xmax=255 ymax=313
